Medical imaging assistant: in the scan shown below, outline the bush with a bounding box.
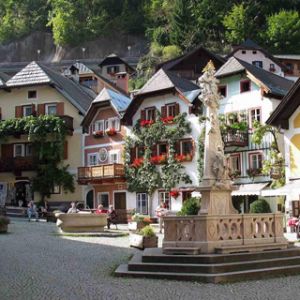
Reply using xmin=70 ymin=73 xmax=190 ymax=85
xmin=177 ymin=197 xmax=200 ymax=216
xmin=250 ymin=199 xmax=271 ymax=213
xmin=139 ymin=225 xmax=156 ymax=237
xmin=0 ymin=215 xmax=10 ymax=226
xmin=162 ymin=45 xmax=182 ymax=60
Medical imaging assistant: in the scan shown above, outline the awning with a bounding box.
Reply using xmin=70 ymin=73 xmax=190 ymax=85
xmin=261 ymin=179 xmax=300 ymax=197
xmin=232 ymin=183 xmax=269 ymax=196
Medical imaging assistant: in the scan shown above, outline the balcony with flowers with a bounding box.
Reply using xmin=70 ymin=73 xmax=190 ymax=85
xmin=92 ymin=130 xmax=104 ymax=138
xmin=106 ymin=128 xmax=117 ymax=136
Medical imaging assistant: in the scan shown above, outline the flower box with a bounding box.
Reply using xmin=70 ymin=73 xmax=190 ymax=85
xmin=161 ymin=116 xmax=175 ymax=124
xmin=170 ymin=189 xmax=180 ymax=198
xmin=140 ymin=120 xmax=154 ymax=127
xmin=93 ymin=130 xmax=104 ymax=138
xmin=175 ymin=154 xmax=193 ymax=162
xmin=106 ymin=128 xmax=117 ymax=136
xmin=131 ymin=158 xmax=143 ymax=168
xmin=150 ymin=155 xmax=167 ymax=164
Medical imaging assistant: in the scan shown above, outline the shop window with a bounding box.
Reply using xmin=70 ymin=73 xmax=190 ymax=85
xmin=159 ymin=191 xmax=171 ymax=210
xmin=98 ymin=193 xmax=109 ymax=208
xmin=240 ymin=80 xmax=251 ymax=93
xmin=136 ymin=193 xmax=148 ymax=214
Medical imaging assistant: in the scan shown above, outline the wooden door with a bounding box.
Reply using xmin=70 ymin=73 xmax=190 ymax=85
xmin=114 ymin=192 xmax=127 ymax=223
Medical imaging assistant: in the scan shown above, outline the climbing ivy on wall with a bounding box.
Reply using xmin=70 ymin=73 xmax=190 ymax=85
xmin=124 ymin=112 xmax=192 ymax=197
xmin=0 ymin=115 xmax=75 ymax=201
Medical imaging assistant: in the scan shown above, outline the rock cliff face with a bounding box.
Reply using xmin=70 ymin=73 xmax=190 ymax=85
xmin=0 ymin=31 xmax=148 ymax=63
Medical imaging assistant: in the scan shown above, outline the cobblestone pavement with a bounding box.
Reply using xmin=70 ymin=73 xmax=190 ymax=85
xmin=1 ymin=218 xmax=300 ymax=300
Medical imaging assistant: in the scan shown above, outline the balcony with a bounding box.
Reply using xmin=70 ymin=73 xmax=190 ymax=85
xmin=223 ymin=129 xmax=248 ymax=147
xmin=0 ymin=157 xmax=36 ymax=173
xmin=77 ymin=163 xmax=125 ymax=184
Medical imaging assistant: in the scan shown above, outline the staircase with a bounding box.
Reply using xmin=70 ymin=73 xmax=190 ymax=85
xmin=115 ymin=247 xmax=300 ymax=283
xmin=5 ymin=206 xmax=27 ymax=218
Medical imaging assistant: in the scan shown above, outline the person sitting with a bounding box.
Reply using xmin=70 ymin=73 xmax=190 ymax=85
xmin=27 ymin=200 xmax=39 ymax=222
xmin=95 ymin=204 xmax=108 ymax=214
xmin=107 ymin=205 xmax=117 ymax=229
xmin=67 ymin=202 xmax=79 ymax=214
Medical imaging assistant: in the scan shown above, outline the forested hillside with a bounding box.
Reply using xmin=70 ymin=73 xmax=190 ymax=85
xmin=1 ymin=0 xmax=300 ymax=54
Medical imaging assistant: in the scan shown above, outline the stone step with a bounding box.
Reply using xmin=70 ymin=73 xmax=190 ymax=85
xmin=163 ymin=247 xmax=200 ymax=255
xmin=142 ymin=247 xmax=300 ymax=264
xmin=6 ymin=212 xmax=26 ymax=218
xmin=115 ymin=262 xmax=300 ymax=283
xmin=129 ymin=253 xmax=300 ymax=274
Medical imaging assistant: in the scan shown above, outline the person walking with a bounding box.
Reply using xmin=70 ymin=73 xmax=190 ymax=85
xmin=27 ymin=200 xmax=39 ymax=222
xmin=155 ymin=201 xmax=167 ymax=234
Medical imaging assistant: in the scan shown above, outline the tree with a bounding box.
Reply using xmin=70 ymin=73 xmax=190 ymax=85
xmin=223 ymin=3 xmax=253 ymax=45
xmin=265 ymin=10 xmax=300 ymax=53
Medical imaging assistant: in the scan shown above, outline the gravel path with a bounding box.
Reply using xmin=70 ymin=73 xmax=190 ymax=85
xmin=1 ymin=218 xmax=300 ymax=300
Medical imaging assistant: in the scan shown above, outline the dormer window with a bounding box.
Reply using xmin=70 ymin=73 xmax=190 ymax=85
xmin=252 ymin=50 xmax=257 ymax=54
xmin=28 ymin=90 xmax=37 ymax=99
xmin=240 ymin=80 xmax=251 ymax=93
xmin=252 ymin=61 xmax=263 ymax=68
xmin=242 ymin=50 xmax=246 ymax=54
xmin=107 ymin=66 xmax=120 ymax=74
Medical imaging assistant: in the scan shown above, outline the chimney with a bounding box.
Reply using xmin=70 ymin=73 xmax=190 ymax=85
xmin=116 ymin=72 xmax=129 ymax=93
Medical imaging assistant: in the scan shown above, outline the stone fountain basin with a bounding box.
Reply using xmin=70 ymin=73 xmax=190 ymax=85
xmin=55 ymin=212 xmax=107 ymax=233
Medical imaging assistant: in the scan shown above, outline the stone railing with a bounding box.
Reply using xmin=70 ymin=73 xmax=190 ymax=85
xmin=163 ymin=213 xmax=286 ymax=253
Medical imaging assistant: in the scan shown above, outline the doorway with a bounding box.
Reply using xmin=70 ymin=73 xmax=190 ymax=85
xmin=114 ymin=192 xmax=127 ymax=223
xmin=86 ymin=190 xmax=94 ymax=209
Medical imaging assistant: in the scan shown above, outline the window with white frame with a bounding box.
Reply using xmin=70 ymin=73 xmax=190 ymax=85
xmin=166 ymin=103 xmax=176 ymax=117
xmin=136 ymin=193 xmax=148 ymax=214
xmin=98 ymin=193 xmax=109 ymax=208
xmin=25 ymin=144 xmax=33 ymax=157
xmin=249 ymin=108 xmax=261 ymax=127
xmin=88 ymin=153 xmax=98 ymax=166
xmin=181 ymin=140 xmax=193 ymax=156
xmin=109 ymin=150 xmax=119 ymax=164
xmin=23 ymin=105 xmax=33 ymax=117
xmin=14 ymin=144 xmax=25 ymax=157
xmin=93 ymin=120 xmax=104 ymax=132
xmin=107 ymin=117 xmax=120 ymax=131
xmin=45 ymin=103 xmax=57 ymax=115
xmin=159 ymin=191 xmax=171 ymax=210
xmin=145 ymin=107 xmax=156 ymax=121
xmin=229 ymin=154 xmax=241 ymax=173
xmin=249 ymin=153 xmax=263 ymax=170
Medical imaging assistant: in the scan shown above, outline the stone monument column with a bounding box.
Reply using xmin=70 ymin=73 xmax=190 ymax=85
xmin=198 ymin=61 xmax=237 ymax=215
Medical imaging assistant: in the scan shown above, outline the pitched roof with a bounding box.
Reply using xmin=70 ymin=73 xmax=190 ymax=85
xmin=92 ymin=88 xmax=131 ymax=113
xmin=137 ymin=68 xmax=200 ymax=99
xmin=123 ymin=69 xmax=201 ymax=123
xmin=239 ymin=38 xmax=261 ymax=49
xmin=216 ymin=57 xmax=293 ymax=98
xmin=99 ymin=53 xmax=135 ymax=73
xmin=81 ymin=87 xmax=131 ymax=132
xmin=5 ymin=61 xmax=95 ymax=113
xmin=267 ymin=78 xmax=299 ymax=129
xmin=0 ymin=71 xmax=10 ymax=87
xmin=156 ymin=45 xmax=225 ymax=72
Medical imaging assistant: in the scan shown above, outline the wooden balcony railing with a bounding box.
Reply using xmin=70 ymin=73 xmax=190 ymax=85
xmin=78 ymin=164 xmax=125 ymax=182
xmin=223 ymin=129 xmax=248 ymax=147
xmin=0 ymin=157 xmax=36 ymax=172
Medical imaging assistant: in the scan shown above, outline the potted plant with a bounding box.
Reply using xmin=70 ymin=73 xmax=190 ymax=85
xmin=129 ymin=225 xmax=158 ymax=249
xmin=128 ymin=213 xmax=151 ymax=231
xmin=170 ymin=189 xmax=180 ymax=198
xmin=93 ymin=130 xmax=104 ymax=138
xmin=106 ymin=128 xmax=117 ymax=136
xmin=0 ymin=215 xmax=10 ymax=233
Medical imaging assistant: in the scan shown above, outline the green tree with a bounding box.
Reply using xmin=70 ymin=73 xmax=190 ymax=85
xmin=265 ymin=10 xmax=300 ymax=53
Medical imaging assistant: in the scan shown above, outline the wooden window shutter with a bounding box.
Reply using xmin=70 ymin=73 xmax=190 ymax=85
xmin=151 ymin=145 xmax=157 ymax=157
xmin=188 ymin=106 xmax=193 ymax=114
xmin=63 ymin=141 xmax=68 ymax=159
xmin=32 ymin=104 xmax=36 ymax=116
xmin=141 ymin=109 xmax=146 ymax=121
xmin=161 ymin=105 xmax=167 ymax=118
xmin=57 ymin=102 xmax=65 ymax=116
xmin=130 ymin=148 xmax=136 ymax=163
xmin=15 ymin=106 xmax=23 ymax=118
xmin=175 ymin=103 xmax=180 ymax=115
xmin=175 ymin=141 xmax=181 ymax=155
xmin=1 ymin=144 xmax=13 ymax=158
xmin=0 ymin=107 xmax=2 ymax=120
xmin=37 ymin=104 xmax=45 ymax=115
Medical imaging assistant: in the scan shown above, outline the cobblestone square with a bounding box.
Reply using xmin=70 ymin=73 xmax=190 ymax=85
xmin=1 ymin=219 xmax=300 ymax=300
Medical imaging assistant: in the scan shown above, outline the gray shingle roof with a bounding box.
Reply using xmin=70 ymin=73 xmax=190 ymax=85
xmin=216 ymin=57 xmax=293 ymax=97
xmin=5 ymin=61 xmax=95 ymax=113
xmin=137 ymin=69 xmax=200 ymax=101
xmin=92 ymin=88 xmax=131 ymax=112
